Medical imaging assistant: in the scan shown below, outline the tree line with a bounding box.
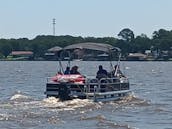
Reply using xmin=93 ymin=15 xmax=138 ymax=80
xmin=0 ymin=28 xmax=172 ymax=59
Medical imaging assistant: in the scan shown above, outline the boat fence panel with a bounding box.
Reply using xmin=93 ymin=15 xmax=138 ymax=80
xmin=86 ymin=77 xmax=129 ymax=93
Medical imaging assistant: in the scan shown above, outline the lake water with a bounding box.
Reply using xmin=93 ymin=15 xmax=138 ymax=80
xmin=0 ymin=61 xmax=171 ymax=129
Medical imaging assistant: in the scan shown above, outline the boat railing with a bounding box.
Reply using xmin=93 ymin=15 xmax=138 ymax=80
xmin=85 ymin=77 xmax=129 ymax=93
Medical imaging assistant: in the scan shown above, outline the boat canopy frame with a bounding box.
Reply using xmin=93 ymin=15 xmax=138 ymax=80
xmin=58 ymin=42 xmax=122 ymax=74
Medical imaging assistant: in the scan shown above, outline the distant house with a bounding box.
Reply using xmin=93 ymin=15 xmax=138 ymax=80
xmin=145 ymin=50 xmax=152 ymax=56
xmin=168 ymin=47 xmax=172 ymax=58
xmin=9 ymin=51 xmax=34 ymax=60
xmin=145 ymin=50 xmax=155 ymax=60
xmin=96 ymin=53 xmax=110 ymax=61
xmin=161 ymin=50 xmax=169 ymax=60
xmin=44 ymin=46 xmax=62 ymax=60
xmin=127 ymin=53 xmax=147 ymax=61
xmin=47 ymin=46 xmax=62 ymax=52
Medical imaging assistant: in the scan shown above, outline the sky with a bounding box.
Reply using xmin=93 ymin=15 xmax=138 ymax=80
xmin=0 ymin=0 xmax=172 ymax=39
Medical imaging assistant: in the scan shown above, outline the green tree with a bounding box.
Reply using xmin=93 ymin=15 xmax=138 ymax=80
xmin=0 ymin=43 xmax=12 ymax=57
xmin=152 ymin=29 xmax=172 ymax=51
xmin=152 ymin=29 xmax=170 ymax=39
xmin=133 ymin=34 xmax=151 ymax=53
xmin=118 ymin=28 xmax=135 ymax=42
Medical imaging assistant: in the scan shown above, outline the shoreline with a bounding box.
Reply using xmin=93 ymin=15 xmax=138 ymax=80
xmin=0 ymin=59 xmax=172 ymax=61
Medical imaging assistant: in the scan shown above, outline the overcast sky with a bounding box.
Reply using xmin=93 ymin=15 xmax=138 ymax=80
xmin=0 ymin=0 xmax=172 ymax=39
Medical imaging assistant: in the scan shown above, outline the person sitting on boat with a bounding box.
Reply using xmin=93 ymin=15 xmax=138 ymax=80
xmin=64 ymin=66 xmax=70 ymax=74
xmin=109 ymin=65 xmax=125 ymax=78
xmin=96 ymin=65 xmax=108 ymax=79
xmin=70 ymin=66 xmax=80 ymax=74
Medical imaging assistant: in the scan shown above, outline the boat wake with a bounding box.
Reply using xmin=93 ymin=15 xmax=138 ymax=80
xmin=6 ymin=93 xmax=100 ymax=111
xmin=42 ymin=97 xmax=96 ymax=110
xmin=106 ymin=92 xmax=151 ymax=110
xmin=10 ymin=93 xmax=33 ymax=102
xmin=7 ymin=92 xmax=151 ymax=111
xmin=117 ymin=93 xmax=151 ymax=106
xmin=80 ymin=114 xmax=138 ymax=129
xmin=0 ymin=92 xmax=152 ymax=129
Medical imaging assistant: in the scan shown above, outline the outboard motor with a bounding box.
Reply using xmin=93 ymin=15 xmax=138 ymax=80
xmin=58 ymin=83 xmax=70 ymax=101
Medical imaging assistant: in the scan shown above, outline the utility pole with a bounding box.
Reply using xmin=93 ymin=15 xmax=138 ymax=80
xmin=53 ymin=18 xmax=56 ymax=36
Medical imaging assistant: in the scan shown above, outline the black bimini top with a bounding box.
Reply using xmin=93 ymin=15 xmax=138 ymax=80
xmin=63 ymin=42 xmax=121 ymax=53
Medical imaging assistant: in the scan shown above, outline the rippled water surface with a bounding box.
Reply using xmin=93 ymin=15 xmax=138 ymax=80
xmin=0 ymin=61 xmax=172 ymax=129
